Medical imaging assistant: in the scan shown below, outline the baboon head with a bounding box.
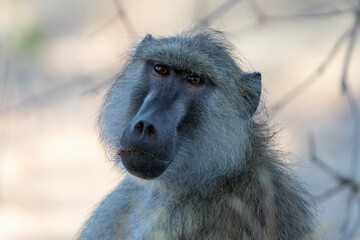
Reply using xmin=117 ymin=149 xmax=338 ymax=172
xmin=99 ymin=30 xmax=261 ymax=186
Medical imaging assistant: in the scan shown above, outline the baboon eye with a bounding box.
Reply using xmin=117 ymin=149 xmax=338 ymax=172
xmin=187 ymin=76 xmax=203 ymax=86
xmin=154 ymin=65 xmax=169 ymax=75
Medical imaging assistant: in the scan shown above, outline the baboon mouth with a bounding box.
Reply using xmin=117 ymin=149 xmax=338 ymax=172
xmin=118 ymin=146 xmax=156 ymax=158
xmin=118 ymin=146 xmax=171 ymax=179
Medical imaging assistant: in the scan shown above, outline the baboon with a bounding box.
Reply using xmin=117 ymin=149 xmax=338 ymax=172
xmin=77 ymin=30 xmax=314 ymax=240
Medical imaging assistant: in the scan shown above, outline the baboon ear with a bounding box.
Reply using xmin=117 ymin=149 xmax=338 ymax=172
xmin=140 ymin=33 xmax=153 ymax=44
xmin=244 ymin=72 xmax=261 ymax=117
xmin=137 ymin=33 xmax=153 ymax=47
xmin=135 ymin=34 xmax=154 ymax=56
xmin=144 ymin=33 xmax=153 ymax=41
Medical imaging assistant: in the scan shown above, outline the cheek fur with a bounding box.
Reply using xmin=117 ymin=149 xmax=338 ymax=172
xmin=163 ymin=100 xmax=251 ymax=182
xmin=99 ymin=75 xmax=148 ymax=161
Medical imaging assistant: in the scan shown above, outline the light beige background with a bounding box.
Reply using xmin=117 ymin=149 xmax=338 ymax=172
xmin=0 ymin=0 xmax=359 ymax=239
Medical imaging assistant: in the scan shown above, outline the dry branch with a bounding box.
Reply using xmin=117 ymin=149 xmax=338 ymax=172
xmin=272 ymin=28 xmax=350 ymax=111
xmin=195 ymin=0 xmax=243 ymax=28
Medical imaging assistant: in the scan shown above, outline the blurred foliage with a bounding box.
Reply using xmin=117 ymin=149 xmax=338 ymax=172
xmin=15 ymin=25 xmax=46 ymax=55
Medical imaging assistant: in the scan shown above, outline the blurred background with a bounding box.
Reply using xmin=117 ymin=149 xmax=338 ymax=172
xmin=0 ymin=0 xmax=359 ymax=239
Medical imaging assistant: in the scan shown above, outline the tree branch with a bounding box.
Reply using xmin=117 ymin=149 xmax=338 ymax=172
xmin=195 ymin=0 xmax=243 ymax=28
xmin=340 ymin=0 xmax=360 ymax=179
xmin=272 ymin=28 xmax=350 ymax=111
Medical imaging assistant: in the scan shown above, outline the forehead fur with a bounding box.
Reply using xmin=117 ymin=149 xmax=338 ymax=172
xmin=132 ymin=30 xmax=246 ymax=86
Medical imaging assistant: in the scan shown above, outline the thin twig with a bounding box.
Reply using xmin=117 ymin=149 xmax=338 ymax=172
xmin=338 ymin=196 xmax=360 ymax=240
xmin=263 ymin=8 xmax=353 ymax=21
xmin=88 ymin=0 xmax=135 ymax=38
xmin=0 ymin=77 xmax=93 ymax=115
xmin=313 ymin=183 xmax=346 ymax=202
xmin=299 ymin=0 xmax=350 ymax=13
xmin=112 ymin=0 xmax=136 ymax=36
xmin=195 ymin=0 xmax=243 ymax=28
xmin=249 ymin=0 xmax=266 ymax=22
xmin=272 ymin=28 xmax=350 ymax=111
xmin=345 ymin=90 xmax=360 ymax=179
xmin=88 ymin=13 xmax=119 ymax=38
xmin=340 ymin=0 xmax=360 ymax=179
xmin=80 ymin=78 xmax=113 ymax=96
xmin=340 ymin=192 xmax=356 ymax=234
xmin=251 ymin=0 xmax=353 ymax=21
xmin=308 ymin=133 xmax=345 ymax=180
xmin=236 ymin=1 xmax=353 ymax=33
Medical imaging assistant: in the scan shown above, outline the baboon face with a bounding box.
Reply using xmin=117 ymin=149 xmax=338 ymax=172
xmin=100 ymin=32 xmax=261 ymax=182
xmin=118 ymin=61 xmax=213 ymax=179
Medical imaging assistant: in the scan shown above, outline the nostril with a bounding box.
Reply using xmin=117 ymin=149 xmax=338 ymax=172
xmin=134 ymin=121 xmax=156 ymax=136
xmin=134 ymin=121 xmax=144 ymax=133
xmin=146 ymin=125 xmax=156 ymax=135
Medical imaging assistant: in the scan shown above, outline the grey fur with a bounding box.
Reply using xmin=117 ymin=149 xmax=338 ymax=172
xmin=77 ymin=30 xmax=314 ymax=240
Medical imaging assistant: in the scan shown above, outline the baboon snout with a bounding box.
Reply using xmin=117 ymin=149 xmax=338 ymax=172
xmin=119 ymin=107 xmax=178 ymax=180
